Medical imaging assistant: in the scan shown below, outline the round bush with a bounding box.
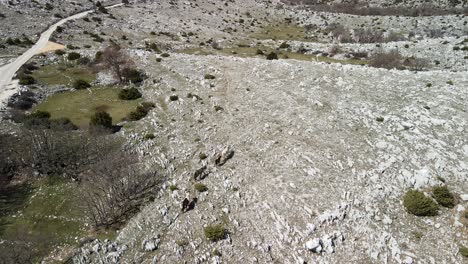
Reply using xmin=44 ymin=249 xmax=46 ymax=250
xmin=204 ymin=224 xmax=226 ymax=242
xmin=67 ymin=52 xmax=81 ymax=61
xmin=118 ymin=87 xmax=142 ymax=100
xmin=432 ymin=186 xmax=455 ymax=208
xmin=73 ymin=79 xmax=91 ymax=90
xmin=266 ymin=52 xmax=278 ymax=60
xmin=19 ymin=75 xmax=36 ymax=85
xmin=89 ymin=111 xmax=112 ymax=128
xmin=204 ymin=74 xmax=216 ymax=80
xmin=403 ymin=190 xmax=438 ymax=216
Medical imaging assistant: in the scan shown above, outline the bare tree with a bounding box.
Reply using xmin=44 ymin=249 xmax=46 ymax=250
xmin=96 ymin=45 xmax=135 ymax=83
xmin=22 ymin=129 xmax=117 ymax=179
xmin=82 ymin=153 xmax=163 ymax=227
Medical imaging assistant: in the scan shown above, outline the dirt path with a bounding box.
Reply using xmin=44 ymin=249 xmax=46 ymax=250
xmin=38 ymin=41 xmax=66 ymax=54
xmin=0 ymin=3 xmax=124 ymax=110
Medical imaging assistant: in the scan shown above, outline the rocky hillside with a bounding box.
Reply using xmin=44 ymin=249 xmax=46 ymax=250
xmin=1 ymin=0 xmax=467 ymax=263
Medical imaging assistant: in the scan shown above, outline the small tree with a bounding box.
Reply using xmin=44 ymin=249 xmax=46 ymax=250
xmin=96 ymin=45 xmax=135 ymax=83
xmin=89 ymin=111 xmax=112 ymax=128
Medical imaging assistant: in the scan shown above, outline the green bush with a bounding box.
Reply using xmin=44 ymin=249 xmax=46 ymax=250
xmin=30 ymin=110 xmax=51 ymax=119
xmin=161 ymin=53 xmax=170 ymax=57
xmin=67 ymin=52 xmax=81 ymax=61
xmin=73 ymin=79 xmax=91 ymax=90
xmin=54 ymin=49 xmax=65 ymax=56
xmin=144 ymin=133 xmax=155 ymax=140
xmin=89 ymin=111 xmax=112 ymax=128
xmin=118 ymin=87 xmax=142 ymax=100
xmin=122 ymin=68 xmax=144 ymax=84
xmin=204 ymin=224 xmax=226 ymax=242
xmin=279 ymin=42 xmax=290 ymax=49
xmin=19 ymin=75 xmax=36 ymax=85
xmin=194 ymin=183 xmax=208 ymax=192
xmin=127 ymin=102 xmax=155 ymax=121
xmin=204 ymin=74 xmax=216 ymax=80
xmin=460 ymin=246 xmax=468 ymax=258
xmin=432 ymin=186 xmax=455 ymax=208
xmin=266 ymin=52 xmax=278 ymax=60
xmin=169 ymin=185 xmax=178 ymax=192
xmin=403 ymin=190 xmax=438 ymax=216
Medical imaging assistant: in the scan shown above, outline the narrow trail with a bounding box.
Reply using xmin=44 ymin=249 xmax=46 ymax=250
xmin=0 ymin=2 xmax=124 ymax=110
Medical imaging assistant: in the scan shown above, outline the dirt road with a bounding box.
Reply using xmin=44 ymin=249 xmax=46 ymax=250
xmin=0 ymin=3 xmax=123 ymax=110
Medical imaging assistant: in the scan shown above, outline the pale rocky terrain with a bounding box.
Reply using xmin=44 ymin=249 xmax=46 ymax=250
xmin=1 ymin=0 xmax=468 ymax=263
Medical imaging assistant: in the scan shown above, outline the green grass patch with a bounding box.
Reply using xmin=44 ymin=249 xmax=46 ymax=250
xmin=34 ymin=86 xmax=142 ymax=128
xmin=0 ymin=177 xmax=86 ymax=261
xmin=252 ymin=24 xmax=310 ymax=41
xmin=32 ymin=64 xmax=96 ymax=87
xmin=179 ymin=46 xmax=367 ymax=65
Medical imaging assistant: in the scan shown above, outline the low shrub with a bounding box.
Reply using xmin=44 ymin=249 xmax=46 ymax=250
xmin=122 ymin=68 xmax=144 ymax=84
xmin=30 ymin=110 xmax=51 ymax=119
xmin=8 ymin=91 xmax=36 ymax=110
xmin=89 ymin=111 xmax=112 ymax=128
xmin=194 ymin=183 xmax=208 ymax=192
xmin=432 ymin=186 xmax=455 ymax=208
xmin=169 ymin=185 xmax=178 ymax=192
xmin=50 ymin=117 xmax=78 ymax=131
xmin=266 ymin=52 xmax=278 ymax=60
xmin=204 ymin=224 xmax=226 ymax=242
xmin=24 ymin=111 xmax=51 ymax=129
xmin=369 ymin=49 xmax=403 ymax=69
xmin=403 ymin=190 xmax=438 ymax=216
xmin=118 ymin=87 xmax=142 ymax=100
xmin=54 ymin=49 xmax=65 ymax=56
xmin=279 ymin=42 xmax=290 ymax=49
xmin=144 ymin=133 xmax=155 ymax=140
xmin=127 ymin=102 xmax=155 ymax=121
xmin=73 ymin=79 xmax=91 ymax=90
xmin=204 ymin=74 xmax=216 ymax=80
xmin=18 ymin=75 xmax=36 ymax=85
xmin=460 ymin=246 xmax=468 ymax=258
xmin=67 ymin=52 xmax=81 ymax=61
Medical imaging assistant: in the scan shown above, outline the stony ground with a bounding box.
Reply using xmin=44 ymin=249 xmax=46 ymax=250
xmin=1 ymin=0 xmax=468 ymax=263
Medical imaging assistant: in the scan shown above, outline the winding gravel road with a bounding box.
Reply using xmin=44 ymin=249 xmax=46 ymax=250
xmin=0 ymin=3 xmax=123 ymax=110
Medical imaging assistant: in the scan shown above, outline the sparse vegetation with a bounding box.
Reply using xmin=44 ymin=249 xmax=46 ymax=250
xmin=204 ymin=224 xmax=227 ymax=242
xmin=144 ymin=133 xmax=155 ymax=140
xmin=194 ymin=183 xmax=208 ymax=192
